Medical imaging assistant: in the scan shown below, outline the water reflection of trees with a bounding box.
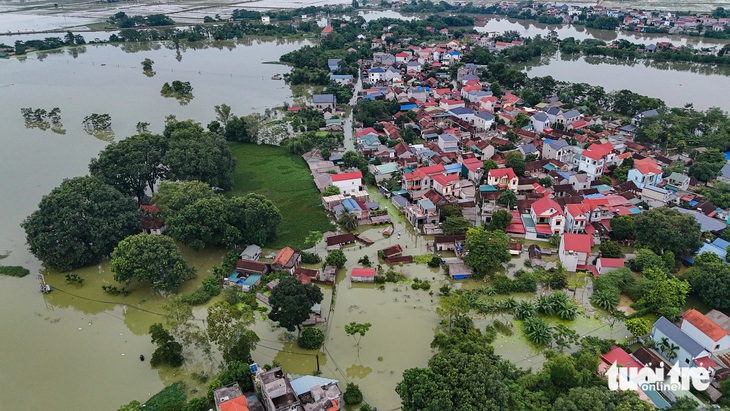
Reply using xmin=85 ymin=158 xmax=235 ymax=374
xmin=346 ymin=363 xmax=373 ymax=379
xmin=546 ymin=51 xmax=730 ymax=77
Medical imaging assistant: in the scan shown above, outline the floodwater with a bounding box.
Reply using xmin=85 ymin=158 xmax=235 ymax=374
xmin=0 ymin=38 xmax=305 ymax=411
xmin=0 ymin=12 xmax=727 ymax=410
xmin=526 ymin=53 xmax=730 ymax=111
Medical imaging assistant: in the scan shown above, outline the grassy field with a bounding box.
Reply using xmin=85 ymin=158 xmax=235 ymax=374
xmin=228 ymin=143 xmax=332 ymax=249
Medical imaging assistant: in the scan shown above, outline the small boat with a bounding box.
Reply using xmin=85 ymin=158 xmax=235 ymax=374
xmin=271 ymin=74 xmax=282 ymax=80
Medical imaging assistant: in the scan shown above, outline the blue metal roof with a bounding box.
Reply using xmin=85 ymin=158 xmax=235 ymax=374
xmin=342 ymin=198 xmax=362 ymax=212
xmin=242 ymin=274 xmax=262 ymax=286
xmin=653 ymin=316 xmax=706 ymax=357
xmin=445 ymin=164 xmax=462 ymax=174
xmin=419 ymin=198 xmax=435 ymax=210
xmin=290 ymin=375 xmax=339 ymax=396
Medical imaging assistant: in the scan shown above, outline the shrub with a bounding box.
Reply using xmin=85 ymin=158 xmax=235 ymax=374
xmin=427 ymin=255 xmax=442 ymax=267
xmin=493 ymin=275 xmax=514 ymax=294
xmin=301 ymin=251 xmax=321 ymax=264
xmin=343 ymin=383 xmax=363 ymax=405
xmin=182 ymin=397 xmax=211 ymax=411
xmin=0 ymin=266 xmax=30 ymax=277
xmin=297 ymin=328 xmax=325 ymax=350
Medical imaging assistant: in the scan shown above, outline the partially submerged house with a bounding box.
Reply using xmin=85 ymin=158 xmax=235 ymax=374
xmin=351 ymin=267 xmax=376 ymax=282
xmin=272 ymin=247 xmax=302 ymax=274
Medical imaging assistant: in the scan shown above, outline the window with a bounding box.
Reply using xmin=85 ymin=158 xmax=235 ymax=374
xmin=716 ymin=344 xmax=721 ymax=350
xmin=685 ymin=359 xmax=690 ymax=364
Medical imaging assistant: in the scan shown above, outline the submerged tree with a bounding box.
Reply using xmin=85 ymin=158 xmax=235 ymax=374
xmin=22 ymin=176 xmax=141 ymax=271
xmin=82 ymin=113 xmax=114 ymax=141
xmin=111 ymin=233 xmax=195 ymax=292
xmin=268 ymin=277 xmax=324 ymax=335
xmin=141 ymin=58 xmax=155 ymax=77
xmin=149 ymin=323 xmax=184 ymax=367
xmin=345 ymin=322 xmax=371 ymax=357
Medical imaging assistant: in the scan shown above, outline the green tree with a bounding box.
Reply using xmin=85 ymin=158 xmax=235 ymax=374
xmin=324 ymin=249 xmax=347 ymax=268
xmin=304 ymin=230 xmax=323 ymax=252
xmin=22 ymin=176 xmax=141 ymax=271
xmin=111 ymin=234 xmax=195 ymax=292
xmin=489 ymin=209 xmax=513 ymax=231
xmin=149 ymin=323 xmax=184 ymax=367
xmin=163 ymin=122 xmax=237 ymax=190
xmin=553 ymin=387 xmax=654 ymax=411
xmin=345 ymin=322 xmax=372 ymax=357
xmin=482 ymin=159 xmax=498 ymax=172
xmin=625 ymin=318 xmax=651 ymax=337
xmin=442 ymin=216 xmax=472 ymax=235
xmin=505 ymin=151 xmax=526 ymax=176
xmin=513 ymin=113 xmax=530 ymax=129
xmin=638 ymin=271 xmax=689 ymax=314
xmin=396 ymin=350 xmax=514 ymax=411
xmin=206 ymin=301 xmax=259 ymax=364
xmin=590 ymin=289 xmax=619 ymax=311
xmin=268 ymin=276 xmax=324 ymax=335
xmin=214 ymin=103 xmax=233 ymax=128
xmin=463 ymin=227 xmax=511 ymax=279
xmin=634 ymin=208 xmax=702 ymax=256
xmin=338 ymin=211 xmax=359 ymax=232
xmin=153 ymin=180 xmax=216 ymax=218
xmin=322 ymin=185 xmax=340 ymax=196
xmin=497 ymin=190 xmax=517 ymax=209
xmin=297 ymin=327 xmax=325 ymax=349
xmin=599 ymin=241 xmax=622 ymax=258
xmin=687 ymin=252 xmax=730 ymax=309
xmin=343 ymin=382 xmax=363 ymax=405
xmin=436 ymin=294 xmax=470 ymax=332
xmin=610 ymin=215 xmax=635 ymax=241
xmin=89 ymin=133 xmax=167 ymax=203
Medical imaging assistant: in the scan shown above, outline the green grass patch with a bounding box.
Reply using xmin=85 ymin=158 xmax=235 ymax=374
xmin=228 ymin=143 xmax=332 ymax=248
xmin=144 ymin=381 xmax=187 ymax=411
xmin=0 ymin=266 xmax=30 ymax=277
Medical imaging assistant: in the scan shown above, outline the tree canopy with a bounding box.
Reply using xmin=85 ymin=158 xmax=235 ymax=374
xmin=633 ymin=208 xmax=701 ymax=256
xmin=111 ymin=233 xmax=195 ymax=291
xmin=463 ymin=227 xmax=511 ymax=279
xmin=268 ymin=276 xmax=324 ymax=334
xmin=22 ymin=176 xmax=141 ymax=271
xmin=686 ymin=252 xmax=730 ymax=310
xmin=89 ymin=133 xmax=167 ymax=203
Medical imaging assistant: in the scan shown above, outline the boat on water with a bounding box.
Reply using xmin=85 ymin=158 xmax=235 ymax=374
xmin=271 ymin=74 xmax=283 ymax=80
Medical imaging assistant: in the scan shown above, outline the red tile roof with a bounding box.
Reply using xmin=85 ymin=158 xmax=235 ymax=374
xmin=601 ymin=346 xmax=643 ymax=370
xmin=432 ymin=173 xmax=459 ymax=186
xmin=351 ymin=268 xmax=375 ymax=277
xmin=331 ymin=171 xmax=363 ymax=182
xmin=463 ymin=157 xmax=483 ymax=172
xmin=220 ymin=396 xmax=249 ymax=411
xmin=273 ymin=247 xmax=295 ymax=267
xmin=321 ymin=25 xmax=333 ymax=34
xmin=489 ymin=167 xmax=516 ymax=180
xmin=599 ymin=258 xmax=625 ymax=268
xmin=582 ymin=142 xmax=613 ymax=161
xmin=562 ymin=233 xmax=592 ymax=253
xmin=141 ymin=204 xmax=160 ymax=213
xmin=531 ymin=196 xmax=564 ymax=217
xmin=565 ymin=203 xmax=587 ymax=218
xmin=682 ymin=309 xmax=729 ymax=342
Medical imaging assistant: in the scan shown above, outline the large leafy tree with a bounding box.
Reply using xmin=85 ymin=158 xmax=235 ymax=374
xmin=268 ymin=276 xmax=323 ymax=335
xmin=149 ymin=323 xmax=184 ymax=367
xmin=164 ymin=193 xmax=281 ymax=250
xmin=164 ymin=130 xmax=236 ymax=191
xmin=206 ymin=301 xmax=259 ymax=364
xmin=89 ymin=133 xmax=167 ymax=203
xmin=153 ymin=180 xmax=216 ymax=218
xmin=634 ymin=208 xmax=702 ymax=256
xmin=687 ymin=252 xmax=730 ymax=310
xmin=463 ymin=227 xmax=511 ymax=279
xmin=552 ymin=387 xmax=653 ymax=411
xmin=396 ymin=350 xmax=515 ymax=411
xmin=22 ymin=176 xmax=141 ymax=271
xmin=489 ymin=209 xmax=513 ymax=231
xmin=442 ymin=216 xmax=471 ymax=235
xmin=110 ymin=233 xmax=195 ymax=291
xmin=610 ymin=215 xmax=635 ymax=241
xmin=505 ymin=151 xmax=526 ymax=176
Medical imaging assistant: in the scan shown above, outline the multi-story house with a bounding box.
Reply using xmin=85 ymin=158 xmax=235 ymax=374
xmin=578 ymin=142 xmax=615 ymax=178
xmin=487 ymin=168 xmax=519 ymax=192
xmin=627 ymin=157 xmax=662 ymax=188
xmin=530 ymin=196 xmax=565 ymax=237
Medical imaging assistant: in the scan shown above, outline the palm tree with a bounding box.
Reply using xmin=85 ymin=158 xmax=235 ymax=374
xmin=658 ymin=337 xmax=671 ymax=356
xmin=500 ymin=297 xmax=518 ymax=312
xmin=523 ymin=317 xmax=552 ymax=346
xmin=666 ymin=343 xmax=680 ymax=361
xmin=590 ymin=290 xmax=619 ymax=311
xmin=338 ymin=212 xmax=359 ymax=232
xmin=557 ymin=302 xmax=578 ymax=321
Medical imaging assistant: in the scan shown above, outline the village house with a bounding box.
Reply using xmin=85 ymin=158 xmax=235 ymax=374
xmin=542 ymin=138 xmax=573 ymax=164
xmin=564 ymin=203 xmax=588 ymax=234
xmin=405 ymin=198 xmax=440 ymax=228
xmin=271 ymin=246 xmax=301 ymax=274
xmin=594 ymin=257 xmax=625 ymax=275
xmin=311 ymin=94 xmax=336 ymax=112
xmin=664 ymin=172 xmax=690 ymax=191
xmin=651 ymin=316 xmax=712 ymax=367
xmin=239 ymin=244 xmax=262 ymax=261
xmin=213 ymin=382 xmax=250 ymax=411
xmin=331 ymin=171 xmax=363 ymax=195
xmin=641 ymin=185 xmax=671 ymax=208
xmin=141 ymin=204 xmax=165 ymax=235
xmin=578 ymin=142 xmax=615 ymax=179
xmin=559 ymin=233 xmax=592 ymax=272
xmin=255 ymin=367 xmax=301 ymax=411
xmin=351 ymin=267 xmax=375 ymax=283
xmin=474 ymin=110 xmax=495 ymax=130
xmin=487 ymin=168 xmax=519 ymax=192
xmin=236 ymin=259 xmax=269 ymax=276
xmin=530 ymin=111 xmax=551 ymax=133
xmin=679 ymin=309 xmax=730 ymax=354
xmin=627 ymin=157 xmax=662 ymax=188
xmin=530 ymin=196 xmax=565 ymax=237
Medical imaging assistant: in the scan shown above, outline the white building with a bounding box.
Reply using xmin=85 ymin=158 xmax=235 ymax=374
xmin=680 ymin=309 xmax=730 ymax=353
xmin=559 ymin=233 xmax=592 ymax=272
xmin=331 ymin=171 xmax=363 ymax=195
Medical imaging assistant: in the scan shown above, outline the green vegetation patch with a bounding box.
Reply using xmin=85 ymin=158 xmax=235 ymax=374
xmin=144 ymin=381 xmax=187 ymax=411
xmin=0 ymin=266 xmax=30 ymax=277
xmin=228 ymin=143 xmax=331 ymax=248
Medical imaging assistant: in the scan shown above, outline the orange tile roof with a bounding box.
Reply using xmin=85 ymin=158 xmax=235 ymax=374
xmin=531 ymin=196 xmax=564 ymax=217
xmin=566 ymin=203 xmax=587 ymax=218
xmin=682 ymin=309 xmax=729 ymax=342
xmin=582 ymin=142 xmax=613 ymax=161
xmin=488 ymin=167 xmax=516 ymax=180
xmin=562 ymin=233 xmax=592 ymax=253
xmin=273 ymin=247 xmax=295 ymax=267
xmin=220 ymin=396 xmax=249 ymax=411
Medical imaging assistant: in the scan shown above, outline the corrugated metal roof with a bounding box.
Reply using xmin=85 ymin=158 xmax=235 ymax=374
xmin=653 ymin=316 xmax=706 ymax=357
